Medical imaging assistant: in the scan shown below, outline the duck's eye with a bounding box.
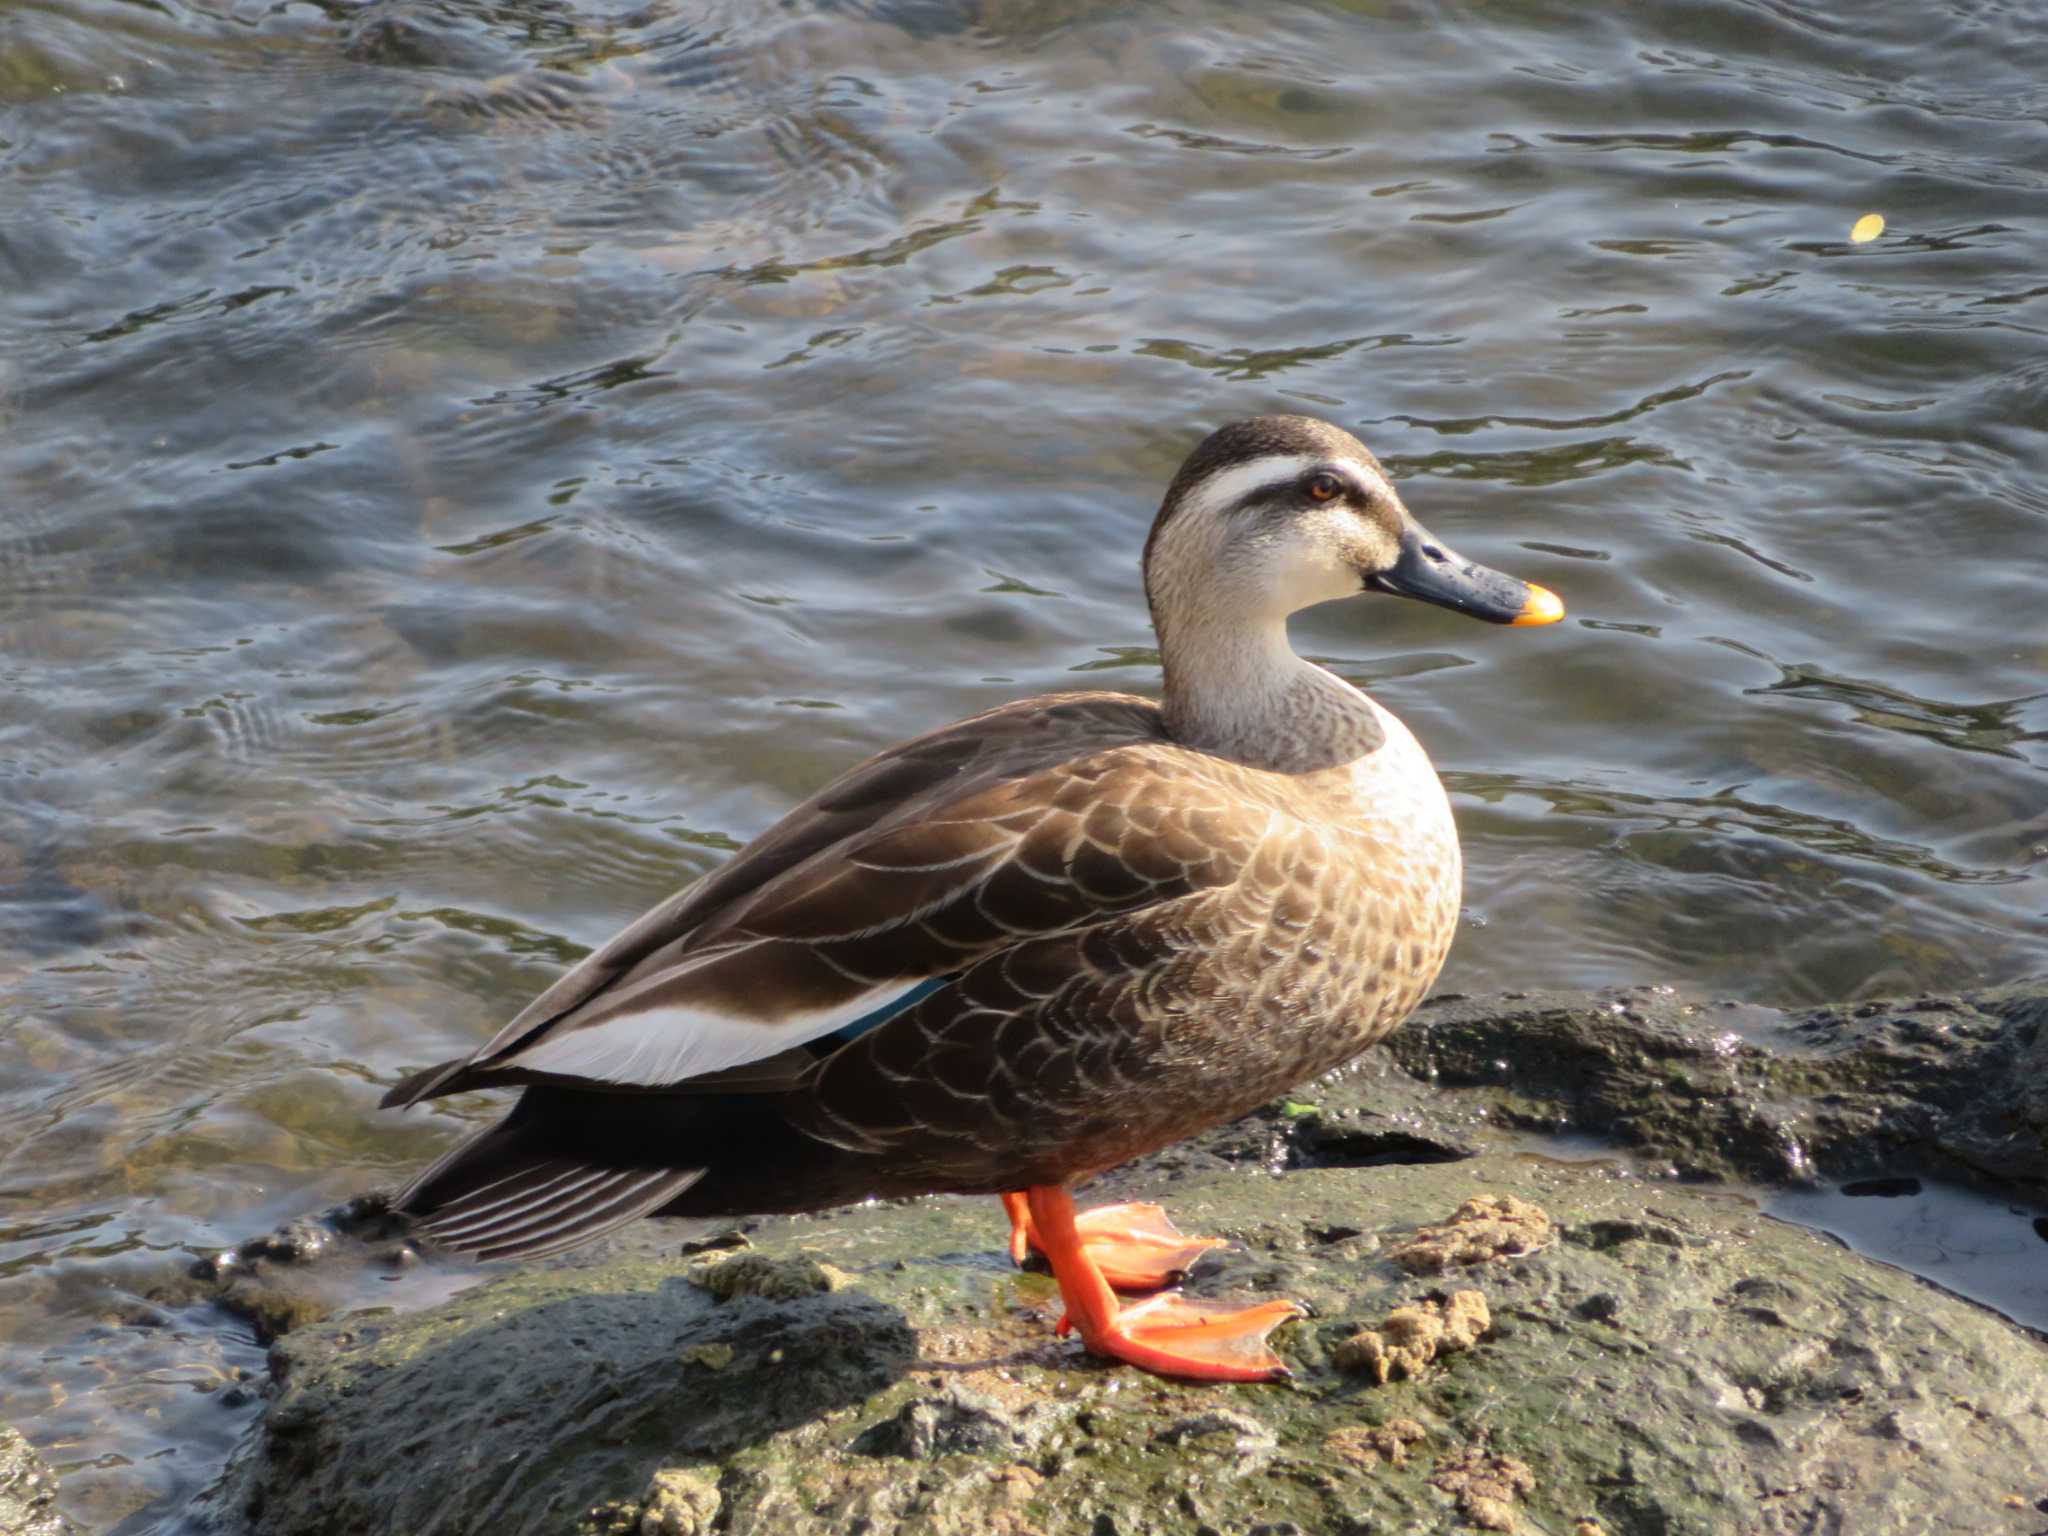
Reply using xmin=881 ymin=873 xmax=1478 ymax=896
xmin=1304 ymin=473 xmax=1343 ymax=503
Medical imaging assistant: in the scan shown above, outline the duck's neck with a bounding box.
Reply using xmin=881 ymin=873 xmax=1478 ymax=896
xmin=1157 ymin=611 xmax=1385 ymax=773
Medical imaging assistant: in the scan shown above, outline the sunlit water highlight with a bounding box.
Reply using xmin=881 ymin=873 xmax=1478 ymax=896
xmin=2 ymin=0 xmax=2045 ymax=1525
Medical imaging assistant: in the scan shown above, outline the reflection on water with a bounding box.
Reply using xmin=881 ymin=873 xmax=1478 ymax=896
xmin=3 ymin=0 xmax=2046 ymax=1526
xmin=1754 ymin=662 xmax=2048 ymax=763
xmin=1769 ymin=1179 xmax=2048 ymax=1336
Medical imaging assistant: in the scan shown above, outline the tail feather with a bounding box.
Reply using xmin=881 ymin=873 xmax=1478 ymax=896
xmin=419 ymin=1163 xmax=703 ymax=1262
xmin=392 ymin=1086 xmax=715 ymax=1262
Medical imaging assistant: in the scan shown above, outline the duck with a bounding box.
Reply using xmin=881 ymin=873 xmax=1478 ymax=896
xmin=381 ymin=415 xmax=1563 ymax=1382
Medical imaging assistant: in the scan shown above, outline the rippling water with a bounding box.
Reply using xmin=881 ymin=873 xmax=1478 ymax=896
xmin=4 ymin=0 xmax=2045 ymax=1525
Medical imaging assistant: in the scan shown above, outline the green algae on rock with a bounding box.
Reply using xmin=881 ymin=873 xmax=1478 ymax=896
xmin=204 ymin=1156 xmax=2048 ymax=1536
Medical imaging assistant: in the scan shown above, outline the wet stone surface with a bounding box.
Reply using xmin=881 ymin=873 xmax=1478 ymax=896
xmin=200 ymin=1151 xmax=2048 ymax=1536
xmin=0 ymin=1425 xmax=79 ymax=1536
xmin=89 ymin=982 xmax=2043 ymax=1534
xmin=1299 ymin=983 xmax=2048 ymax=1196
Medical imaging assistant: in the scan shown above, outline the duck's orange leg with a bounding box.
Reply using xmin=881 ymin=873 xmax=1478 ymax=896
xmin=1001 ymin=1191 xmax=1034 ymax=1268
xmin=1017 ymin=1186 xmax=1301 ymax=1382
xmin=1002 ymin=1190 xmax=1227 ymax=1291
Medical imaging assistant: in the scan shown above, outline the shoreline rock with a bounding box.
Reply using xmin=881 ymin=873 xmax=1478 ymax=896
xmin=161 ymin=983 xmax=2048 ymax=1354
xmin=199 ymin=1154 xmax=2048 ymax=1536
xmin=1378 ymin=982 xmax=2048 ymax=1194
xmin=181 ymin=982 xmax=2048 ymax=1535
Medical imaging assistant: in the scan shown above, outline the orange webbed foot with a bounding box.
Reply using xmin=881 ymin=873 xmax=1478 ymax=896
xmin=1072 ymin=1202 xmax=1229 ymax=1290
xmin=1060 ymin=1292 xmax=1305 ymax=1382
xmin=1003 ymin=1192 xmax=1227 ymax=1291
xmin=1012 ymin=1186 xmax=1303 ymax=1384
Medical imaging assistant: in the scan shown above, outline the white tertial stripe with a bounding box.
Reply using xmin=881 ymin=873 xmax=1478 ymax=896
xmin=508 ymin=975 xmax=944 ymax=1087
xmin=429 ymin=1169 xmax=615 ymax=1238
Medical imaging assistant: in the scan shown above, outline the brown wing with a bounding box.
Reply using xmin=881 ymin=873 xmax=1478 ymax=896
xmin=383 ymin=692 xmax=1277 ymax=1104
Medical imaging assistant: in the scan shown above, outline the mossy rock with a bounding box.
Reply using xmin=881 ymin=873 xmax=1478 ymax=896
xmin=204 ymin=1156 xmax=2048 ymax=1536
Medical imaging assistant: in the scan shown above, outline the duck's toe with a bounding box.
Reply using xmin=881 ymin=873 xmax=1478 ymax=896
xmin=1004 ymin=1193 xmax=1228 ymax=1291
xmin=1073 ymin=1202 xmax=1229 ymax=1290
xmin=1072 ymin=1292 xmax=1304 ymax=1382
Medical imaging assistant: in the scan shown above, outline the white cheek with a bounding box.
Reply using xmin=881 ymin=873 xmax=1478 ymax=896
xmin=1266 ymin=525 xmax=1364 ymax=610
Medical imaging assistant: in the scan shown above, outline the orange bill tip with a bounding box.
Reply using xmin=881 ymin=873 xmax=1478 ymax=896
xmin=1512 ymin=583 xmax=1565 ymax=626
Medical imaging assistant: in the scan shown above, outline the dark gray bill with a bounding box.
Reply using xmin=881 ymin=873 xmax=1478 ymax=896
xmin=1366 ymin=527 xmax=1564 ymax=627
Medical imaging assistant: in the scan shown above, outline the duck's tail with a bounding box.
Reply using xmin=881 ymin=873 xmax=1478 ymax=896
xmin=390 ymin=1086 xmax=715 ymax=1262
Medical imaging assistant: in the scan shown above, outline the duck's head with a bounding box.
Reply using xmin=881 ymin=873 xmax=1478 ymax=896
xmin=1142 ymin=415 xmax=1564 ymax=635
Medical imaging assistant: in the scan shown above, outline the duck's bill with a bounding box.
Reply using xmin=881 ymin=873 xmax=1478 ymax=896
xmin=1366 ymin=528 xmax=1564 ymax=626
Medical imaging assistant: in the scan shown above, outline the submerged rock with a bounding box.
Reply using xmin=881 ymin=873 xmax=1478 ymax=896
xmin=0 ymin=1424 xmax=78 ymax=1536
xmin=152 ymin=1193 xmax=421 ymax=1345
xmin=203 ymin=1155 xmax=2048 ymax=1536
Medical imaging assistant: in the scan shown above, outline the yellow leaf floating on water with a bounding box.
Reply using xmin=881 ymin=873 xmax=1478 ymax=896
xmin=1850 ymin=212 xmax=1885 ymax=243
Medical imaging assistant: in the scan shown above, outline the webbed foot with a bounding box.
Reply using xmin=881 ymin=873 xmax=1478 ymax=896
xmin=1011 ymin=1186 xmax=1302 ymax=1384
xmin=1002 ymin=1192 xmax=1227 ymax=1291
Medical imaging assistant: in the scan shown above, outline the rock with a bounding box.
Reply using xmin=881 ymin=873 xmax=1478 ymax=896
xmin=1323 ymin=1417 xmax=1427 ymax=1468
xmin=1080 ymin=982 xmax=2045 ymax=1205
xmin=688 ymin=1253 xmax=847 ymax=1302
xmin=679 ymin=1342 xmax=734 ymax=1371
xmin=157 ymin=1194 xmax=416 ymax=1344
xmin=1387 ymin=1196 xmax=1553 ymax=1272
xmin=635 ymin=1468 xmax=720 ymax=1536
xmin=1376 ymin=983 xmax=2048 ymax=1193
xmin=850 ymin=1385 xmax=1038 ymax=1460
xmin=204 ymin=1247 xmax=915 ymax=1536
xmin=204 ymin=1155 xmax=2048 ymax=1536
xmin=340 ymin=4 xmax=510 ymax=69
xmin=163 ymin=982 xmax=2048 ymax=1359
xmin=0 ymin=1425 xmax=78 ymax=1536
xmin=178 ymin=982 xmax=2048 ymax=1533
xmin=1430 ymin=1449 xmax=1537 ymax=1531
xmin=1333 ymin=1289 xmax=1491 ymax=1383
xmin=1154 ymin=1407 xmax=1275 ymax=1460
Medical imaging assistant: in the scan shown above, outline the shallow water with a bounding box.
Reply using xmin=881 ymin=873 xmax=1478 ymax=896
xmin=1770 ymin=1178 xmax=2048 ymax=1336
xmin=2 ymin=0 xmax=2045 ymax=1525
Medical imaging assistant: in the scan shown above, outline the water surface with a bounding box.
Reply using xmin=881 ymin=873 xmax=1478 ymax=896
xmin=1770 ymin=1178 xmax=2048 ymax=1335
xmin=3 ymin=0 xmax=2045 ymax=1525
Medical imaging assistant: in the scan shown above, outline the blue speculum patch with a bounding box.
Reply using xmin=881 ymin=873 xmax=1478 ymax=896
xmin=821 ymin=976 xmax=953 ymax=1047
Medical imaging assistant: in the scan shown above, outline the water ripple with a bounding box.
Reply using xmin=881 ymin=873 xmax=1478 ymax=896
xmin=5 ymin=0 xmax=2048 ymax=1523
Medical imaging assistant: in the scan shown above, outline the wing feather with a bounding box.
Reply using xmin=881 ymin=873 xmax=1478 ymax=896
xmin=386 ymin=693 xmax=1289 ymax=1105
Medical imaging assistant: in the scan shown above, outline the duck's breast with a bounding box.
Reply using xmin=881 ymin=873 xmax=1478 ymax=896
xmin=1326 ymin=699 xmax=1462 ymax=1038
